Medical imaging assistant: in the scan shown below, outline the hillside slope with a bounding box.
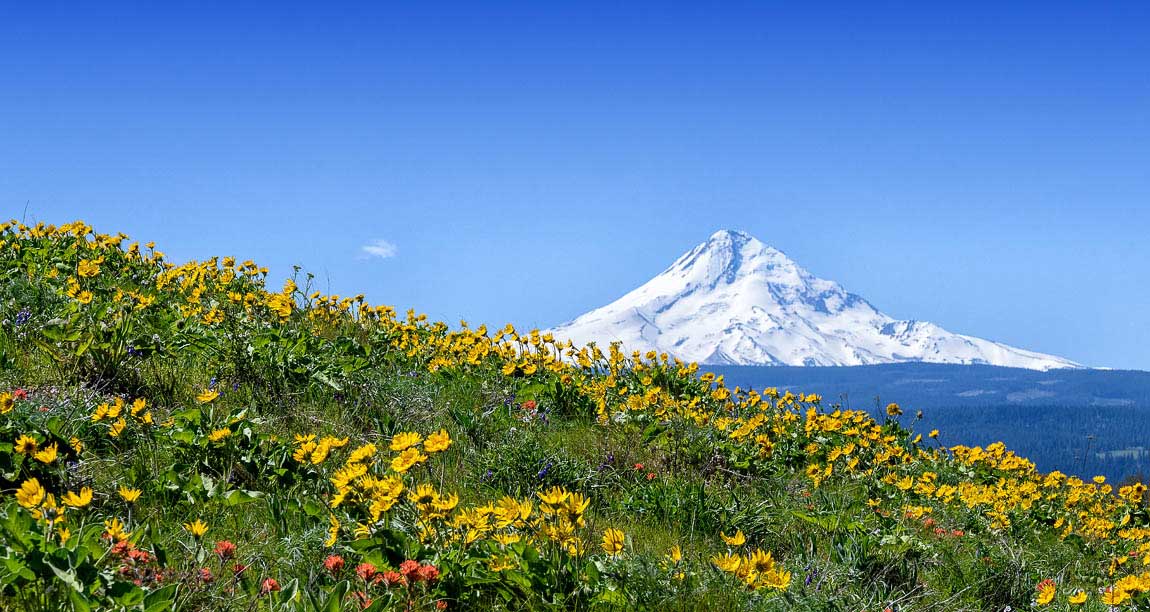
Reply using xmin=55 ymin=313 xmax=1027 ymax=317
xmin=0 ymin=220 xmax=1141 ymax=611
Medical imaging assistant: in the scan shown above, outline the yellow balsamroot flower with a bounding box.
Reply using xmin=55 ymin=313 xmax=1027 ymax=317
xmin=184 ymin=519 xmax=209 ymax=538
xmin=62 ymin=487 xmax=93 ymax=508
xmin=720 ymin=529 xmax=746 ymax=547
xmin=118 ymin=486 xmax=142 ymax=503
xmin=75 ymin=291 xmax=94 ymax=305
xmin=69 ymin=437 xmax=84 ymax=453
xmin=409 ymin=483 xmax=440 ymax=507
xmin=14 ymin=434 xmax=38 ymax=455
xmin=1119 ymin=482 xmax=1148 ymax=504
xmin=33 ymin=442 xmax=58 ymax=464
xmin=77 ymin=258 xmax=102 ymax=277
xmin=493 ymin=496 xmax=533 ymax=528
xmin=712 ymin=552 xmax=742 ymax=573
xmin=390 ymin=431 xmax=422 ymax=452
xmin=740 ymin=549 xmax=791 ymax=591
xmin=1101 ymin=587 xmax=1129 ymax=605
xmin=131 ymin=398 xmax=147 ymax=416
xmin=886 ymin=403 xmax=902 ymax=417
xmin=104 ymin=517 xmax=130 ymax=541
xmin=368 ymin=491 xmax=402 ymax=520
xmin=293 ymin=438 xmax=318 ymax=463
xmin=266 ymin=293 xmax=293 ymax=321
xmin=424 ymin=429 xmax=452 ymax=453
xmin=601 ymin=528 xmax=625 ymax=555
xmin=196 ymin=389 xmax=220 ymax=403
xmin=57 ymin=527 xmax=71 ymax=544
xmin=390 ymin=447 xmax=428 ymax=473
xmin=31 ymin=494 xmax=64 ymax=523
xmin=560 ymin=492 xmax=591 ymax=523
xmin=208 ymin=427 xmax=231 ymax=443
xmin=668 ymin=544 xmax=683 ymax=563
xmin=1068 ymin=590 xmax=1087 ymax=605
xmin=16 ymin=478 xmax=46 ymax=509
xmin=537 ymin=486 xmax=570 ymax=507
xmin=1035 ymin=579 xmax=1056 ymax=606
xmin=493 ymin=533 xmax=521 ymax=547
xmin=0 ymin=391 xmax=13 ymax=414
xmin=309 ymin=436 xmax=348 ymax=465
xmin=346 ymin=443 xmax=377 ymax=465
xmin=108 ymin=418 xmax=127 ymax=437
xmin=488 ymin=554 xmax=517 ymax=572
xmin=434 ymin=492 xmax=460 ymax=513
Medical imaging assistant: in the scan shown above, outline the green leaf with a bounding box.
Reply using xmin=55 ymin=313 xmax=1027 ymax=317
xmin=169 ymin=429 xmax=195 ymax=444
xmin=73 ymin=335 xmax=95 ymax=356
xmin=171 ymin=408 xmax=202 ymax=426
xmin=41 ymin=319 xmax=82 ymax=342
xmin=223 ymin=489 xmax=265 ymax=506
xmin=68 ymin=589 xmax=92 ymax=612
xmin=47 ymin=559 xmax=84 ymax=593
xmin=199 ymin=473 xmax=216 ymax=496
xmin=312 ymin=370 xmax=343 ymax=391
xmin=143 ymin=583 xmax=179 ymax=612
xmin=323 ymin=581 xmax=349 ymax=612
xmin=277 ymin=578 xmax=299 ymax=605
xmin=2 ymin=557 xmax=35 ymax=583
xmin=582 ymin=559 xmax=601 ymax=585
xmin=302 ymin=499 xmax=326 ymax=517
xmin=109 ymin=581 xmax=146 ymax=606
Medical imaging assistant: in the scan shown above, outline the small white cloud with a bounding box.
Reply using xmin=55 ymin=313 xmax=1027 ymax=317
xmin=360 ymin=239 xmax=398 ymax=260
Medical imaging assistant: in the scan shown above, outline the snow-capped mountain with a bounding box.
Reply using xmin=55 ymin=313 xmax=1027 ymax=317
xmin=549 ymin=230 xmax=1079 ymax=370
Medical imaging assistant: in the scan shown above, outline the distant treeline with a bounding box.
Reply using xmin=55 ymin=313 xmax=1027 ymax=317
xmin=890 ymin=403 xmax=1150 ymax=484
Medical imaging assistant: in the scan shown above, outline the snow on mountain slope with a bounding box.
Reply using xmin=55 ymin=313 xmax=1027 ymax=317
xmin=548 ymin=230 xmax=1079 ymax=370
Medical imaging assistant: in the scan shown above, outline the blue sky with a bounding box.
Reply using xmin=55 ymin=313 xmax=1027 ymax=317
xmin=2 ymin=2 xmax=1148 ymax=369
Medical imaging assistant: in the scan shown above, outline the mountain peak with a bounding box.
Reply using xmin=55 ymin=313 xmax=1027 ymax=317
xmin=550 ymin=231 xmax=1079 ymax=371
xmin=704 ymin=229 xmax=790 ymax=260
xmin=703 ymin=229 xmax=773 ymax=255
xmin=707 ymin=228 xmax=752 ymax=242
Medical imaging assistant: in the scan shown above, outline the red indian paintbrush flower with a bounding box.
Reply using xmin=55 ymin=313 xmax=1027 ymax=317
xmin=214 ymin=540 xmax=236 ymax=561
xmin=355 ymin=562 xmax=377 ymax=581
xmin=323 ymin=554 xmax=345 ymax=575
xmin=399 ymin=559 xmax=420 ymax=580
xmin=416 ymin=564 xmax=440 ymax=582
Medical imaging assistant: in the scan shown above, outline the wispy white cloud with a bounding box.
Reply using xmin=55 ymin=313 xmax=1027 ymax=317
xmin=360 ymin=239 xmax=398 ymax=260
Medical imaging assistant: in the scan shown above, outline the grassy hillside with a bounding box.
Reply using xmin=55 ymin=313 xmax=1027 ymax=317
xmin=0 ymin=220 xmax=1147 ymax=610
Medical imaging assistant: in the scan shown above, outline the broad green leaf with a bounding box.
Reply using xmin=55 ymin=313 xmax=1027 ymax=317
xmin=223 ymin=489 xmax=265 ymax=506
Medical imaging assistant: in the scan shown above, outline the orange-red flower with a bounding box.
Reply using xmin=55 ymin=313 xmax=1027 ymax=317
xmin=356 ymin=563 xmax=377 ymax=582
xmin=381 ymin=571 xmax=405 ymax=587
xmin=416 ymin=564 xmax=440 ymax=582
xmin=324 ymin=555 xmax=345 ymax=575
xmin=214 ymin=540 xmax=236 ymax=561
xmin=399 ymin=559 xmax=421 ymax=580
